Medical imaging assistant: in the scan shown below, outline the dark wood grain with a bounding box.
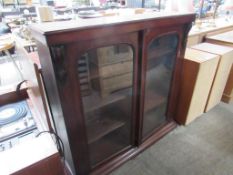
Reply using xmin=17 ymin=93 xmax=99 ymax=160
xmin=175 ymin=59 xmax=199 ymax=124
xmin=0 ymin=88 xmax=28 ymax=106
xmin=222 ymin=65 xmax=233 ymax=103
xmin=30 ymin=13 xmax=195 ymax=175
xmin=139 ymin=26 xmax=184 ymax=142
xmin=66 ymin=32 xmax=139 ymax=171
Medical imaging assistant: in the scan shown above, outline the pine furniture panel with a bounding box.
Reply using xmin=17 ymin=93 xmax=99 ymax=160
xmin=176 ymin=48 xmax=219 ymax=125
xmin=205 ymin=31 xmax=233 ymax=104
xmin=191 ymin=42 xmax=233 ymax=111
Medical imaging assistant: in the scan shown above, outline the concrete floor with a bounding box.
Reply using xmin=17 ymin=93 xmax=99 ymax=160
xmin=111 ymin=102 xmax=233 ymax=175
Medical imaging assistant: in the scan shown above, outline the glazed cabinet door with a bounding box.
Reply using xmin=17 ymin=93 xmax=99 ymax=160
xmin=64 ymin=33 xmax=138 ymax=172
xmin=140 ymin=27 xmax=182 ymax=140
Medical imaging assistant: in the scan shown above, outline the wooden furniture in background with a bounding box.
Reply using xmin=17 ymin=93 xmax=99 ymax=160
xmin=191 ymin=43 xmax=233 ymax=110
xmin=222 ymin=66 xmax=233 ymax=103
xmin=0 ymin=37 xmax=64 ymax=175
xmin=205 ymin=31 xmax=233 ymax=104
xmin=187 ymin=18 xmax=233 ymax=47
xmin=30 ymin=12 xmax=195 ymax=175
xmin=176 ymin=48 xmax=219 ymax=125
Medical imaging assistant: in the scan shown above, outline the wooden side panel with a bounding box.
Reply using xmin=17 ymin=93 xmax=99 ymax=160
xmin=224 ymin=65 xmax=233 ymax=95
xmin=191 ymin=42 xmax=233 ymax=110
xmin=187 ymin=35 xmax=200 ymax=47
xmin=35 ymin=41 xmax=76 ymax=174
xmin=188 ymin=58 xmax=218 ymax=122
xmin=176 ymin=48 xmax=219 ymax=125
xmin=176 ymin=59 xmax=199 ymax=124
xmin=205 ymin=52 xmax=233 ymax=111
xmin=222 ymin=65 xmax=233 ymax=103
xmin=204 ymin=38 xmax=233 ymax=104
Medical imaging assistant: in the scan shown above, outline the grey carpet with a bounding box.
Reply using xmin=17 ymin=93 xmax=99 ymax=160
xmin=111 ymin=102 xmax=233 ymax=175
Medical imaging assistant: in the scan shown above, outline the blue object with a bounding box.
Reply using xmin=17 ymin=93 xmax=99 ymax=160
xmin=0 ymin=101 xmax=28 ymax=126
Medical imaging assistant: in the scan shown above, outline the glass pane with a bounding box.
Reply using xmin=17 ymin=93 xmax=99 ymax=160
xmin=77 ymin=44 xmax=134 ymax=167
xmin=144 ymin=0 xmax=166 ymax=10
xmin=142 ymin=33 xmax=179 ymax=139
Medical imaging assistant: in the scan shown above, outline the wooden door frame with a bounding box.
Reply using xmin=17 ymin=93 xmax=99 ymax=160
xmin=59 ymin=32 xmax=139 ymax=174
xmin=138 ymin=25 xmax=185 ymax=143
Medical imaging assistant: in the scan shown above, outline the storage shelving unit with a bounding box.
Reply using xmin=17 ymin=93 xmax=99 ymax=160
xmin=30 ymin=12 xmax=195 ymax=175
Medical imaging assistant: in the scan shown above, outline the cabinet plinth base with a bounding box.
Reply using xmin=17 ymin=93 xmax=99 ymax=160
xmin=91 ymin=121 xmax=177 ymax=175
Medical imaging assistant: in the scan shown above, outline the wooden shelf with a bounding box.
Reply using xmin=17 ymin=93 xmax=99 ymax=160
xmin=94 ymin=57 xmax=133 ymax=67
xmin=85 ymin=96 xmax=130 ymax=144
xmin=83 ymin=88 xmax=131 ymax=113
xmin=148 ymin=47 xmax=175 ymax=60
xmin=87 ymin=117 xmax=125 ymax=144
xmin=144 ymin=90 xmax=166 ymax=113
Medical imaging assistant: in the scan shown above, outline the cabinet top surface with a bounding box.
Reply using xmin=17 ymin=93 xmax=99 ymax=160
xmin=185 ymin=48 xmax=220 ymax=63
xmin=191 ymin=43 xmax=233 ymax=55
xmin=29 ymin=11 xmax=195 ymax=35
xmin=206 ymin=30 xmax=233 ymax=44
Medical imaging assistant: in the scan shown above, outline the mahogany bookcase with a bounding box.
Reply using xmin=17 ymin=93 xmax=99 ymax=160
xmin=30 ymin=12 xmax=195 ymax=175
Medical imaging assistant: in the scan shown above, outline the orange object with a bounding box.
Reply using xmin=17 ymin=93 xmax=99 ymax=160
xmin=134 ymin=8 xmax=145 ymax=14
xmin=26 ymin=0 xmax=32 ymax=6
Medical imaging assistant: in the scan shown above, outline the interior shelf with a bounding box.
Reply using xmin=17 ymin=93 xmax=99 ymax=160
xmin=85 ymin=96 xmax=131 ymax=144
xmin=144 ymin=90 xmax=166 ymax=113
xmin=87 ymin=117 xmax=125 ymax=144
xmin=148 ymin=47 xmax=175 ymax=60
xmin=82 ymin=88 xmax=131 ymax=113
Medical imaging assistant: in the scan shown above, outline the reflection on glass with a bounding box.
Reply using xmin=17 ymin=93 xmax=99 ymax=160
xmin=144 ymin=0 xmax=166 ymax=10
xmin=142 ymin=34 xmax=178 ymax=139
xmin=77 ymin=44 xmax=134 ymax=167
